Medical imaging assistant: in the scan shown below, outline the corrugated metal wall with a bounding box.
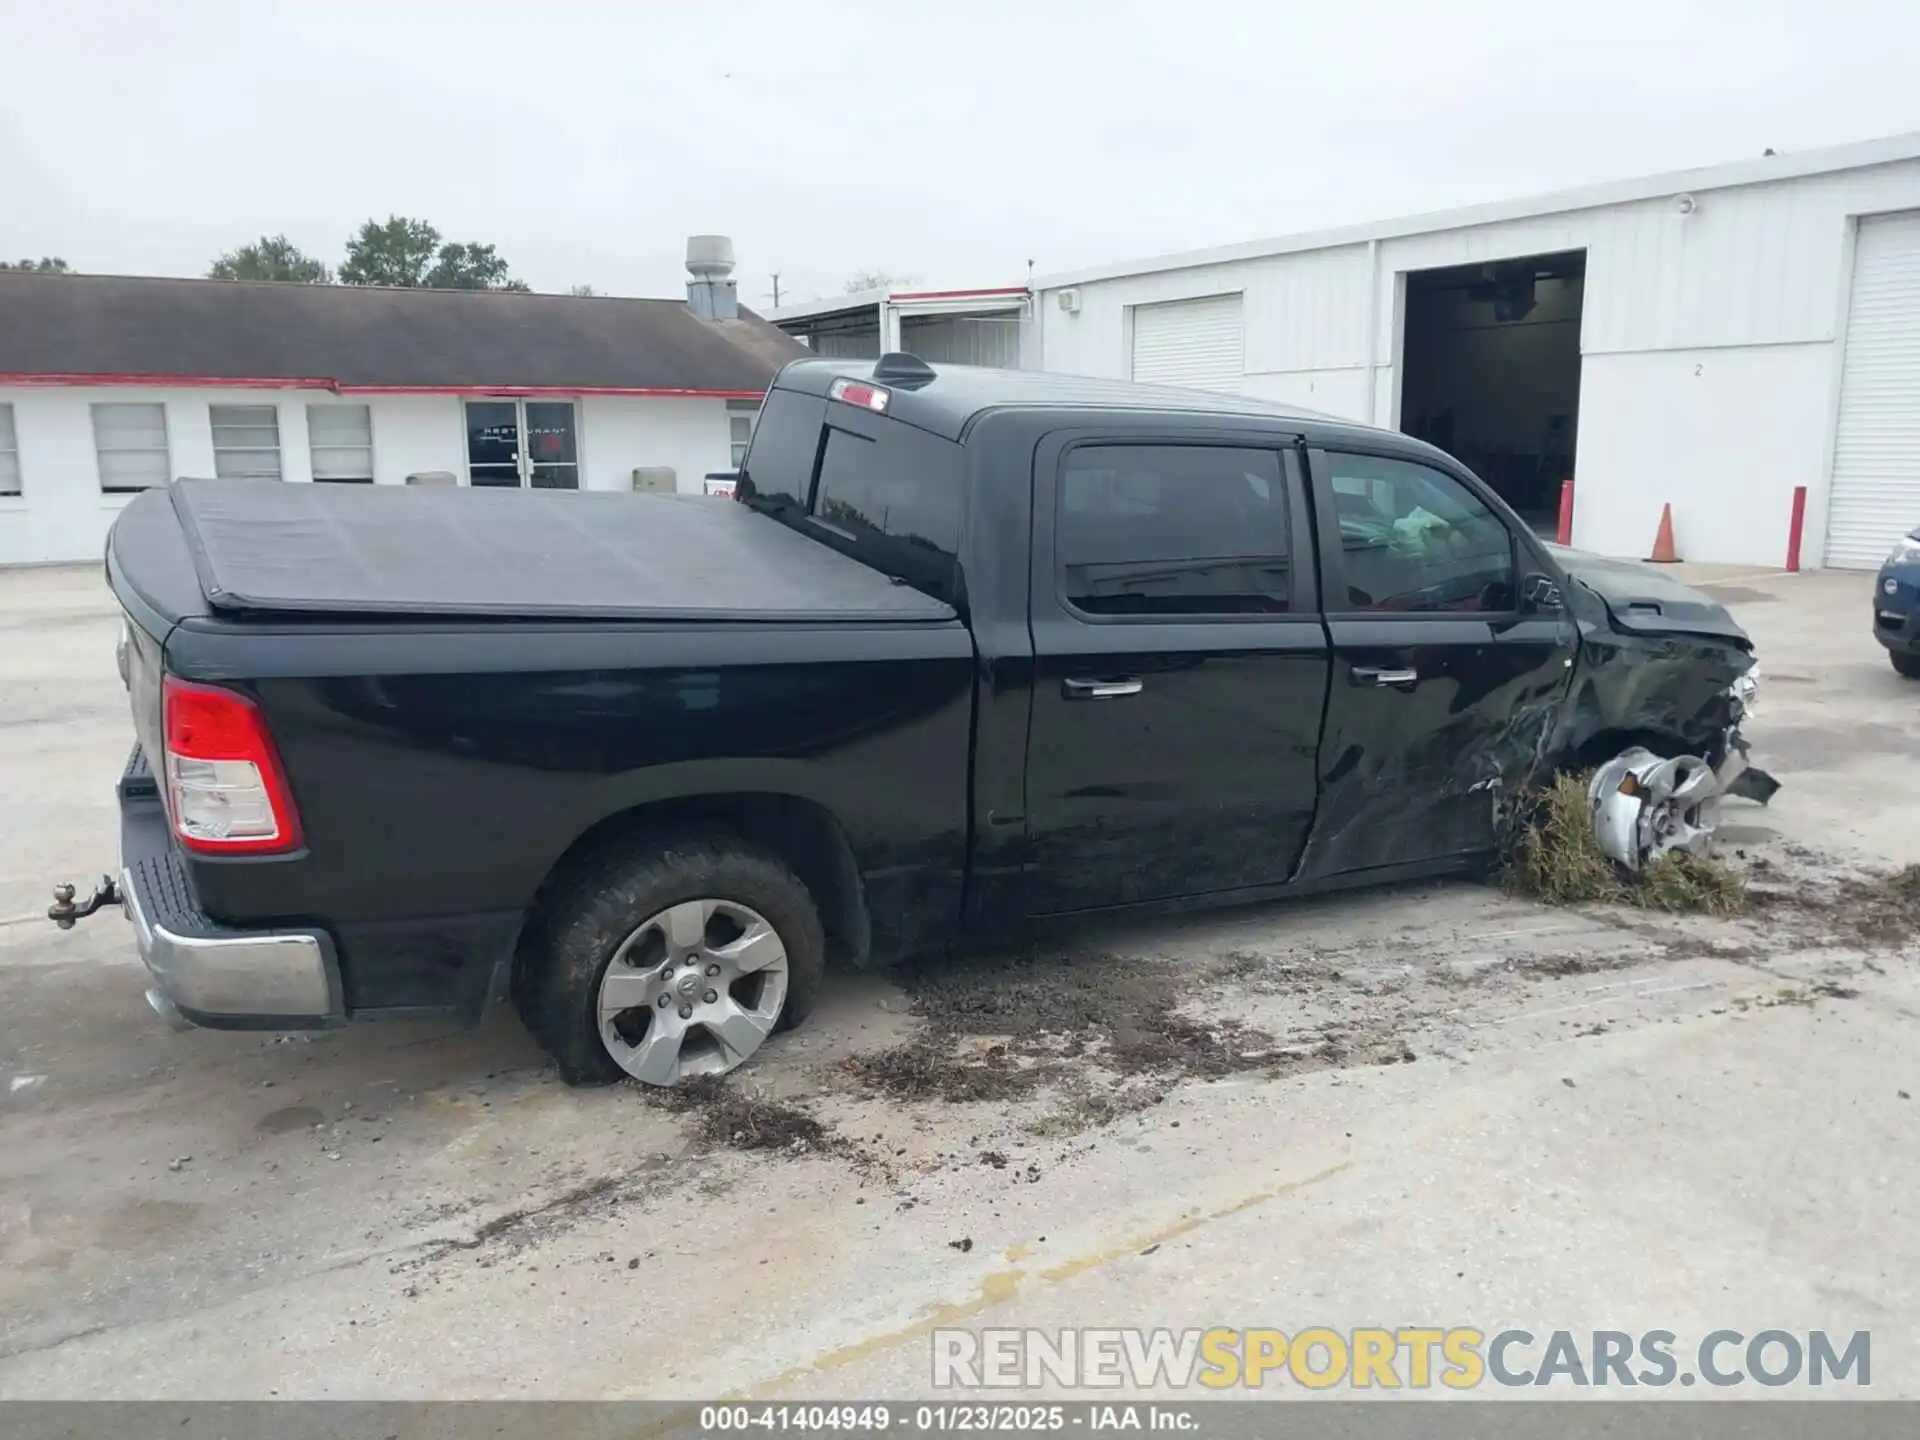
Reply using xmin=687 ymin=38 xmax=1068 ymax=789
xmin=802 ymin=316 xmax=1023 ymax=367
xmin=1042 ymin=158 xmax=1920 ymax=384
xmin=813 ymin=332 xmax=881 ymax=359
xmin=1241 ymin=246 xmax=1371 ymax=373
xmin=901 ymin=315 xmax=1024 ymax=368
xmin=1031 ymin=155 xmax=1920 ymax=566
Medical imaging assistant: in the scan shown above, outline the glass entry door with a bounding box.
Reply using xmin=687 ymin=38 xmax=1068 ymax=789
xmin=464 ymin=399 xmax=579 ymax=489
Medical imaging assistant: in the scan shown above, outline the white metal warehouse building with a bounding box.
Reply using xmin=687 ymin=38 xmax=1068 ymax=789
xmin=1021 ymin=131 xmax=1920 ymax=570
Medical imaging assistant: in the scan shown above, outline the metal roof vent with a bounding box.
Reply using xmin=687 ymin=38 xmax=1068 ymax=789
xmin=686 ymin=235 xmax=736 ymax=279
xmin=686 ymin=235 xmax=738 ymax=321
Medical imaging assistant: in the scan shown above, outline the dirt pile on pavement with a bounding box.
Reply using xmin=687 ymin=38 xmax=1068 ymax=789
xmin=1748 ymin=860 xmax=1920 ymax=947
xmin=1504 ymin=771 xmax=1746 ymax=915
xmin=1832 ymin=864 xmax=1920 ymax=944
xmin=846 ymin=1039 xmax=1051 ymax=1104
xmin=844 ymin=944 xmax=1413 ymax=1134
xmin=645 ymin=1075 xmax=838 ymax=1154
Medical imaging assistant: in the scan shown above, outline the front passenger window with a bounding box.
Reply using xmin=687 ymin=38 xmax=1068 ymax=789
xmin=1323 ymin=453 xmax=1515 ymax=613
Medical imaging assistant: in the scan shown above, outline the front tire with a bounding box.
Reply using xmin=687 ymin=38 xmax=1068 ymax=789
xmin=513 ymin=832 xmax=826 ymax=1087
xmin=1891 ymin=650 xmax=1920 ymax=679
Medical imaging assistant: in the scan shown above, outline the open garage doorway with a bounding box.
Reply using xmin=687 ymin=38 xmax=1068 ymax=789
xmin=1398 ymin=250 xmax=1585 ymax=534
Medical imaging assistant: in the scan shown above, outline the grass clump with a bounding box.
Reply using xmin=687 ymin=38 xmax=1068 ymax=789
xmin=1504 ymin=770 xmax=1746 ymax=915
xmin=1639 ymin=850 xmax=1747 ymax=915
xmin=1505 ymin=772 xmax=1628 ymax=906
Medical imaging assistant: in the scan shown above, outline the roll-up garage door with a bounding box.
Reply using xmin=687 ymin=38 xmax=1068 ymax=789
xmin=1826 ymin=210 xmax=1920 ymax=569
xmin=1129 ymin=294 xmax=1245 ymax=391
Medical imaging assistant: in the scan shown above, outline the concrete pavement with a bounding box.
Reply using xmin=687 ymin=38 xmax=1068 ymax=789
xmin=1 ymin=561 xmax=1914 ymax=1401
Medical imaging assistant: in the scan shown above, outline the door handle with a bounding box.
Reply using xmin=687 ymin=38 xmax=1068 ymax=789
xmin=1350 ymin=666 xmax=1418 ymax=689
xmin=1062 ymin=677 xmax=1144 ymax=700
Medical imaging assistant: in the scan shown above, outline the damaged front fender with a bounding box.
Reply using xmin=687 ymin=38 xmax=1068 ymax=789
xmin=1552 ymin=624 xmax=1748 ymax=769
xmin=1574 ymin=639 xmax=1779 ymax=869
xmin=1545 ymin=580 xmax=1779 ymax=868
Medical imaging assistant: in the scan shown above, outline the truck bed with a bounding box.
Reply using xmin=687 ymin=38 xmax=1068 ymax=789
xmin=112 ymin=480 xmax=955 ymax=626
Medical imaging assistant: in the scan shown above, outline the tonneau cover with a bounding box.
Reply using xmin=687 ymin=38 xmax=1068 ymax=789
xmin=162 ymin=479 xmax=954 ymax=623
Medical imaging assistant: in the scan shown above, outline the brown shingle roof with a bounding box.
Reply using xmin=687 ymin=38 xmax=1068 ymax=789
xmin=0 ymin=273 xmax=806 ymax=393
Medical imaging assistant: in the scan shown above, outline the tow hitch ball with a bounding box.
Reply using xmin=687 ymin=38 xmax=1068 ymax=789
xmin=49 ymin=875 xmax=120 ymax=930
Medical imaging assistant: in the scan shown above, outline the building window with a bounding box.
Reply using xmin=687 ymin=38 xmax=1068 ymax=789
xmin=209 ymin=404 xmax=283 ymax=480
xmin=0 ymin=404 xmax=19 ymax=496
xmin=92 ymin=403 xmax=172 ymax=493
xmin=308 ymin=404 xmax=375 ymax=482
xmin=728 ymin=399 xmax=759 ymax=469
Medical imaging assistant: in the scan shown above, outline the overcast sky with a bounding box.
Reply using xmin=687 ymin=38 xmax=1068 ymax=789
xmin=3 ymin=0 xmax=1916 ymax=305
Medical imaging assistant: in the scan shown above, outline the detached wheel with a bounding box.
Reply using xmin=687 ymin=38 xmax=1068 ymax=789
xmin=1892 ymin=651 xmax=1920 ymax=679
xmin=513 ymin=833 xmax=825 ymax=1087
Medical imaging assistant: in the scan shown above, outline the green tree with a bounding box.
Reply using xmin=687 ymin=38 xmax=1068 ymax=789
xmin=0 ymin=256 xmax=71 ymax=273
xmin=424 ymin=241 xmax=528 ymax=291
xmin=340 ymin=217 xmax=529 ymax=290
xmin=339 ymin=216 xmax=442 ymax=287
xmin=207 ymin=235 xmax=331 ymax=283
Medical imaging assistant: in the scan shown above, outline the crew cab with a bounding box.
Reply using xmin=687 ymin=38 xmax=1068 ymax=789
xmin=74 ymin=355 xmax=1768 ymax=1087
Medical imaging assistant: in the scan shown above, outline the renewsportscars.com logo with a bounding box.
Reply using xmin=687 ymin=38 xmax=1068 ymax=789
xmin=931 ymin=1327 xmax=1872 ymax=1390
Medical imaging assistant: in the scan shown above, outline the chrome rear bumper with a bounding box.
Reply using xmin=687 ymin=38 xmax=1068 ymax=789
xmin=124 ymin=864 xmax=338 ymax=1025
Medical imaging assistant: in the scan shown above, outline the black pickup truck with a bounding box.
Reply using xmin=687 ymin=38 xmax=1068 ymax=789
xmin=74 ymin=355 xmax=1768 ymax=1087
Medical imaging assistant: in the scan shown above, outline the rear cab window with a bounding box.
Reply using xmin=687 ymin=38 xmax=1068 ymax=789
xmin=739 ymin=384 xmax=966 ymax=607
xmin=1056 ymin=444 xmax=1293 ymax=616
xmin=736 ymin=388 xmax=823 ymax=522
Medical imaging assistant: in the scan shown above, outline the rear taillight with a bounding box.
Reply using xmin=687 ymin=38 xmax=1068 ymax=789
xmin=162 ymin=676 xmax=303 ymax=855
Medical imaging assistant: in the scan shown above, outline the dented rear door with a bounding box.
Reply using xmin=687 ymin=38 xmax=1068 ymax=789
xmin=1298 ymin=446 xmax=1577 ymax=878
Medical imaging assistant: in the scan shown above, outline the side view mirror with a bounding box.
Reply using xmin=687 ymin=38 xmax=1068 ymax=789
xmin=1522 ymin=574 xmax=1564 ymax=612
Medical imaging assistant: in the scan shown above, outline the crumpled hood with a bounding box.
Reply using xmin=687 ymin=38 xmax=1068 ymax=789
xmin=1543 ymin=543 xmax=1751 ymax=646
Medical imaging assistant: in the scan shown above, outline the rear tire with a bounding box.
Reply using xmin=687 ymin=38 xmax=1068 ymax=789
xmin=1892 ymin=651 xmax=1920 ymax=679
xmin=512 ymin=831 xmax=826 ymax=1087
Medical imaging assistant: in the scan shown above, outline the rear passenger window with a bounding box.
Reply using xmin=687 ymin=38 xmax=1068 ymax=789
xmin=1322 ymin=452 xmax=1515 ymax=613
xmin=1058 ymin=445 xmax=1290 ymax=616
xmin=807 ymin=423 xmax=964 ymax=604
xmin=737 ymin=389 xmax=823 ymax=518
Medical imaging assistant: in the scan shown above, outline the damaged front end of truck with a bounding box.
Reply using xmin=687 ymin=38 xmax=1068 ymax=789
xmin=1543 ymin=546 xmax=1779 ymax=870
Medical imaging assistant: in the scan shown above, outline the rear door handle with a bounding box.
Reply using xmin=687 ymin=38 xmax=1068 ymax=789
xmin=1062 ymin=677 xmax=1144 ymax=700
xmin=1350 ymin=666 xmax=1418 ymax=689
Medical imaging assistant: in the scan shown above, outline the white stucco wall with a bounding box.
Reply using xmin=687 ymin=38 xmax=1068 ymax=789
xmin=366 ymin=395 xmax=463 ymax=485
xmin=1032 ymin=154 xmax=1920 ymax=568
xmin=0 ymin=388 xmax=745 ymax=565
xmin=1 ymin=385 xmax=330 ymax=566
xmin=578 ymin=395 xmax=734 ymax=493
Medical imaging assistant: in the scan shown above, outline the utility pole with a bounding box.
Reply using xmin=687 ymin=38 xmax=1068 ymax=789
xmin=769 ymin=273 xmax=783 ymax=308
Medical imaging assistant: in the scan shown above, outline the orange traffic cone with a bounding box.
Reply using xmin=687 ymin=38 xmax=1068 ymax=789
xmin=1647 ymin=503 xmax=1678 ymax=564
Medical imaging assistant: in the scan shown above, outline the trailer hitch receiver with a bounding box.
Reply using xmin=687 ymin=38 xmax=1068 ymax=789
xmin=49 ymin=875 xmax=121 ymax=930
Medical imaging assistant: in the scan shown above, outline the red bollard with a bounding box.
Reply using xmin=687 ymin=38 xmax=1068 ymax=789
xmin=1786 ymin=485 xmax=1807 ymax=572
xmin=1555 ymin=479 xmax=1575 ymax=545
